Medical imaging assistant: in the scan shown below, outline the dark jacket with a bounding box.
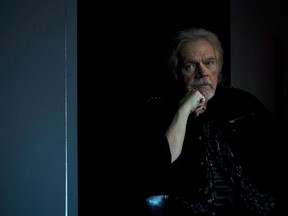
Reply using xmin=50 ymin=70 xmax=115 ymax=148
xmin=136 ymin=84 xmax=285 ymax=216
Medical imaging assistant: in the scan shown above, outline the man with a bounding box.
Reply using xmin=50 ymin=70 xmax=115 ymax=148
xmin=138 ymin=28 xmax=283 ymax=216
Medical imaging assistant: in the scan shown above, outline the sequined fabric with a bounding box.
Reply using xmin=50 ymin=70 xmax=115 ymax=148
xmin=197 ymin=119 xmax=277 ymax=215
xmin=143 ymin=85 xmax=280 ymax=216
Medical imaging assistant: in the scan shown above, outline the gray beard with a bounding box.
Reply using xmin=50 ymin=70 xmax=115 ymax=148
xmin=204 ymin=90 xmax=215 ymax=102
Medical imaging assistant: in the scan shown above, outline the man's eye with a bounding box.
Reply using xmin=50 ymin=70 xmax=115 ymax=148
xmin=205 ymin=60 xmax=215 ymax=67
xmin=184 ymin=63 xmax=196 ymax=71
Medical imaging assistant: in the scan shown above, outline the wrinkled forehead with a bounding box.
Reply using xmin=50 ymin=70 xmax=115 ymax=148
xmin=179 ymin=40 xmax=216 ymax=61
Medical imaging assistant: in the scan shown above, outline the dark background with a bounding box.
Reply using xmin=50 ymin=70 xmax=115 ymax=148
xmin=79 ymin=0 xmax=288 ymax=117
xmin=80 ymin=1 xmax=231 ymax=98
xmin=78 ymin=0 xmax=231 ymax=208
xmin=0 ymin=0 xmax=286 ymax=215
xmin=80 ymin=0 xmax=288 ymax=215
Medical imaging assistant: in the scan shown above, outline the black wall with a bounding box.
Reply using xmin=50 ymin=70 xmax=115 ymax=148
xmin=78 ymin=1 xmax=230 ymax=214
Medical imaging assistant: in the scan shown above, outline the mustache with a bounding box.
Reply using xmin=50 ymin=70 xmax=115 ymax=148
xmin=192 ymin=79 xmax=212 ymax=86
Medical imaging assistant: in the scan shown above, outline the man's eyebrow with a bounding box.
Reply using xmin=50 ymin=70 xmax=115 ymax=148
xmin=183 ymin=57 xmax=216 ymax=63
xmin=204 ymin=57 xmax=216 ymax=61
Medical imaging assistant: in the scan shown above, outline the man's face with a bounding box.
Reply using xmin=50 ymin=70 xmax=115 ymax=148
xmin=178 ymin=39 xmax=219 ymax=101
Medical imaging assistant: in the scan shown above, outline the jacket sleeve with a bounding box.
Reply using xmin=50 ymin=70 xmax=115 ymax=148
xmin=132 ymin=96 xmax=173 ymax=199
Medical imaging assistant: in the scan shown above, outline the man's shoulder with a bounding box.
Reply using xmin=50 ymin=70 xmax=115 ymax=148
xmin=212 ymin=83 xmax=271 ymax=119
xmin=216 ymin=84 xmax=256 ymax=100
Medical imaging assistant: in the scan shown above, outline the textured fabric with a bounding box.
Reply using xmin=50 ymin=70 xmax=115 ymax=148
xmin=140 ymin=84 xmax=282 ymax=216
xmin=210 ymin=161 xmax=235 ymax=208
xmin=199 ymin=119 xmax=276 ymax=215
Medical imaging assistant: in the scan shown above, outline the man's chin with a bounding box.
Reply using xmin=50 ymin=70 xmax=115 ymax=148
xmin=198 ymin=88 xmax=215 ymax=102
xmin=204 ymin=92 xmax=215 ymax=102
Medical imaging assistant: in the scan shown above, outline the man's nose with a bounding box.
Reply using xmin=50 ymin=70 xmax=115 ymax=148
xmin=195 ymin=64 xmax=208 ymax=79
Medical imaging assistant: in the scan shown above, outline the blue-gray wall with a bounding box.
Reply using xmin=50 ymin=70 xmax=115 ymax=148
xmin=0 ymin=0 xmax=77 ymax=215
